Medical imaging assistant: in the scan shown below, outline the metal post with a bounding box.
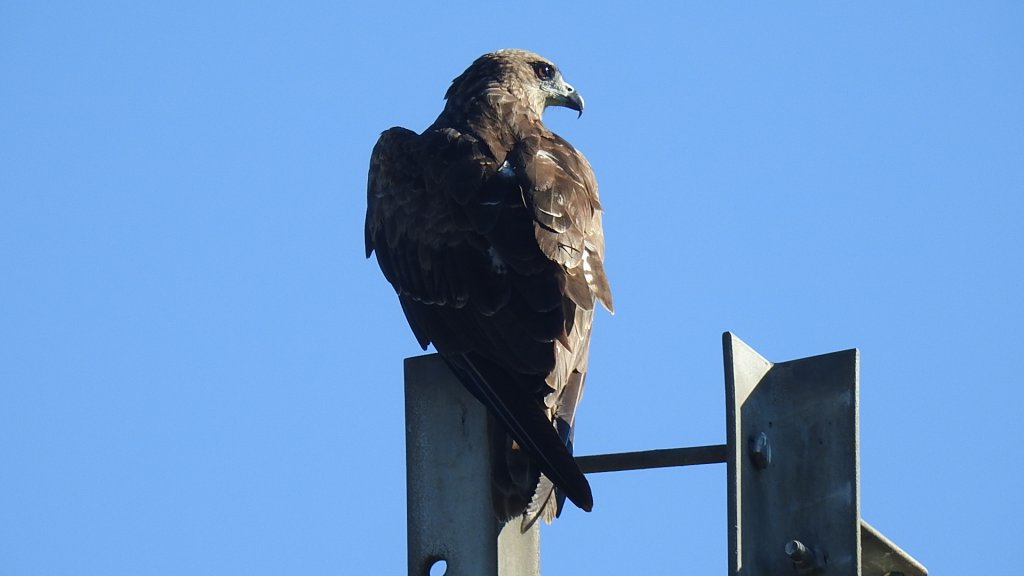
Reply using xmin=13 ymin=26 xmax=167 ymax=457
xmin=403 ymin=335 xmax=928 ymax=575
xmin=725 ymin=332 xmax=862 ymax=575
xmin=724 ymin=332 xmax=927 ymax=576
xmin=405 ymin=354 xmax=539 ymax=576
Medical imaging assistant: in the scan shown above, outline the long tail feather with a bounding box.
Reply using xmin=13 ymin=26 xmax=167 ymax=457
xmin=442 ymin=354 xmax=593 ymax=514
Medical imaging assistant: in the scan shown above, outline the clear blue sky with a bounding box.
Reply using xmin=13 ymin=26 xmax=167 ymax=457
xmin=3 ymin=2 xmax=1021 ymax=574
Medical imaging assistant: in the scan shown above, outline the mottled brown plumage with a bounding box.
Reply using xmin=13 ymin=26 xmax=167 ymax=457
xmin=365 ymin=49 xmax=612 ymax=530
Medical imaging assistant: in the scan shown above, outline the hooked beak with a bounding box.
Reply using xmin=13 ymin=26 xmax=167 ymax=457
xmin=549 ymin=81 xmax=585 ymax=118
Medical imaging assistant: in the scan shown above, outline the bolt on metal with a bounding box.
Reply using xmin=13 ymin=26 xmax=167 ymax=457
xmin=785 ymin=539 xmax=825 ymax=574
xmin=749 ymin=431 xmax=771 ymax=469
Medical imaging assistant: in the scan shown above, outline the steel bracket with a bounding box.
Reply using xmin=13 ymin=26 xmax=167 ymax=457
xmin=724 ymin=332 xmax=926 ymax=576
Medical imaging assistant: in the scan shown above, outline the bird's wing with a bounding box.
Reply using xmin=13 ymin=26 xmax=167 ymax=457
xmin=500 ymin=132 xmax=613 ymax=529
xmin=365 ymin=124 xmax=608 ymax=521
xmin=505 ymin=132 xmax=613 ymax=315
xmin=366 ymin=126 xmax=508 ymax=354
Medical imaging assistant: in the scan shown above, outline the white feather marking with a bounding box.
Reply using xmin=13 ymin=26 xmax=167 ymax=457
xmin=582 ymin=249 xmax=595 ymax=284
xmin=498 ymin=160 xmax=515 ymax=178
xmin=488 ymin=247 xmax=507 ymax=274
xmin=537 ymin=149 xmax=570 ymax=175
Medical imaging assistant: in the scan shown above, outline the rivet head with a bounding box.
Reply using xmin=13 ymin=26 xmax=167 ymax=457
xmin=749 ymin=432 xmax=771 ymax=469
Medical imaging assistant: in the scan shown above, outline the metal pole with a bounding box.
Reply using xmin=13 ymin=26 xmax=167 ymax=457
xmin=405 ymin=354 xmax=539 ymax=576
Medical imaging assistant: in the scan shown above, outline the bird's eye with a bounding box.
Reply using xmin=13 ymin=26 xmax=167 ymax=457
xmin=533 ymin=62 xmax=556 ymax=81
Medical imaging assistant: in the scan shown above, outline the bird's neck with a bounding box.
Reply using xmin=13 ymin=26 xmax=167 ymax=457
xmin=437 ymin=89 xmax=546 ymax=157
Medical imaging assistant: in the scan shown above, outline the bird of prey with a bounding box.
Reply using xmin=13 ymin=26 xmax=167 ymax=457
xmin=365 ymin=49 xmax=613 ymax=530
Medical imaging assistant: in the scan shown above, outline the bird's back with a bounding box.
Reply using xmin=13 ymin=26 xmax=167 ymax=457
xmin=365 ymin=49 xmax=612 ymax=529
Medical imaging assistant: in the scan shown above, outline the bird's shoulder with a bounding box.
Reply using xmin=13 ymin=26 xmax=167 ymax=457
xmin=505 ymin=130 xmax=613 ymax=313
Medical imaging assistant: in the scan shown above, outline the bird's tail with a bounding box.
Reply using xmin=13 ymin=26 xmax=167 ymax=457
xmin=521 ymin=369 xmax=584 ymax=531
xmin=442 ymin=354 xmax=593 ymax=523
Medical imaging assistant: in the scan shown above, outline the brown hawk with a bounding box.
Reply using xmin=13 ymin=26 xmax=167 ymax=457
xmin=365 ymin=49 xmax=613 ymax=530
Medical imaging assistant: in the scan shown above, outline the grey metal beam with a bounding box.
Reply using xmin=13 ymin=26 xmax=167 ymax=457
xmin=724 ymin=333 xmax=928 ymax=576
xmin=724 ymin=332 xmax=862 ymax=575
xmin=860 ymin=520 xmax=928 ymax=576
xmin=405 ymin=337 xmax=930 ymax=576
xmin=405 ymin=354 xmax=539 ymax=576
xmin=576 ymin=444 xmax=726 ymax=474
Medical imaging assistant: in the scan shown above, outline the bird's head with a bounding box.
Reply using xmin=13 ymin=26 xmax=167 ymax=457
xmin=445 ymin=49 xmax=584 ymax=120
